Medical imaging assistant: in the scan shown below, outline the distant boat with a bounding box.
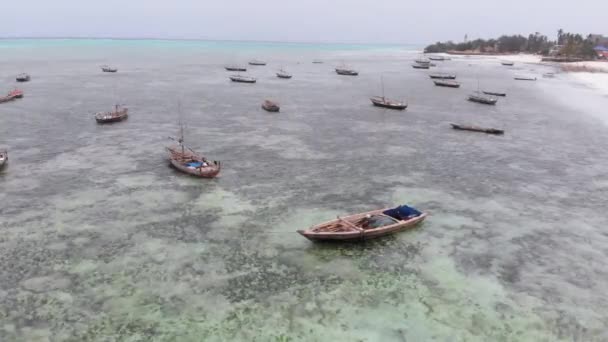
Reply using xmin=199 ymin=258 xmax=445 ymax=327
xmin=451 ymin=123 xmax=504 ymax=135
xmin=429 ymin=73 xmax=456 ymax=79
xmin=434 ymin=80 xmax=461 ymax=88
xmin=429 ymin=56 xmax=449 ymax=61
xmin=482 ymin=90 xmax=506 ymax=97
xmin=0 ymin=149 xmax=7 ymax=170
xmin=230 ymin=75 xmax=257 ymax=83
xmin=501 ymin=61 xmax=514 ymax=66
xmin=415 ymin=58 xmax=431 ymax=65
xmin=412 ymin=64 xmax=430 ymax=69
xmin=249 ymin=60 xmax=267 ymax=66
xmin=225 ymin=65 xmax=247 ymax=72
xmin=312 ymin=60 xmax=324 ymax=64
xmin=370 ymin=77 xmax=407 ymax=110
xmin=0 ymin=89 xmax=24 ymax=104
xmin=468 ymin=92 xmax=498 ymax=105
xmin=101 ymin=65 xmax=118 ymax=73
xmin=167 ymin=122 xmax=221 ymax=178
xmin=335 ymin=67 xmax=358 ymax=76
xmin=95 ymin=104 xmax=128 ymax=123
xmin=514 ymin=76 xmax=537 ymax=81
xmin=16 ymin=73 xmax=30 ymax=82
xmin=262 ymin=100 xmax=280 ymax=112
xmin=276 ymin=69 xmax=292 ymax=79
xmin=297 ymin=204 xmax=427 ymax=242
xmin=543 ymin=72 xmax=555 ymax=78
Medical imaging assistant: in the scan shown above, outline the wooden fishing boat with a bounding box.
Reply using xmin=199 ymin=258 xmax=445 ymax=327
xmin=297 ymin=205 xmax=427 ymax=242
xmin=514 ymin=76 xmax=537 ymax=81
xmin=501 ymin=61 xmax=514 ymax=66
xmin=451 ymin=123 xmax=504 ymax=135
xmin=335 ymin=68 xmax=358 ymax=76
xmin=0 ymin=149 xmax=7 ymax=170
xmin=429 ymin=73 xmax=456 ymax=79
xmin=412 ymin=64 xmax=430 ymax=69
xmin=262 ymin=100 xmax=280 ymax=112
xmin=249 ymin=60 xmax=267 ymax=66
xmin=0 ymin=89 xmax=23 ymax=104
xmin=482 ymin=90 xmax=506 ymax=97
xmin=276 ymin=69 xmax=292 ymax=79
xmin=225 ymin=65 xmax=247 ymax=72
xmin=434 ymin=80 xmax=461 ymax=88
xmin=468 ymin=92 xmax=497 ymax=105
xmin=370 ymin=96 xmax=407 ymax=110
xmin=16 ymin=73 xmax=30 ymax=82
xmin=95 ymin=104 xmax=128 ymax=123
xmin=230 ymin=75 xmax=257 ymax=83
xmin=166 ymin=125 xmax=221 ymax=178
xmin=101 ymin=65 xmax=118 ymax=73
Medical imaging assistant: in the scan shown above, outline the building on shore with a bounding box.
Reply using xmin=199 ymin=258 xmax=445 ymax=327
xmin=594 ymin=46 xmax=608 ymax=59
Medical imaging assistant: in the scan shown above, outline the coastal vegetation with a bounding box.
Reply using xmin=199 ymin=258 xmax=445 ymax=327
xmin=425 ymin=30 xmax=599 ymax=59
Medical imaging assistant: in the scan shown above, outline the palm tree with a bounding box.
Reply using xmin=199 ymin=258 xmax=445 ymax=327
xmin=557 ymin=29 xmax=564 ymax=45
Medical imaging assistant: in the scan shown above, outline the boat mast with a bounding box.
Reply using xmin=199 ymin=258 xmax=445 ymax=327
xmin=381 ymin=75 xmax=385 ymax=100
xmin=178 ymin=102 xmax=185 ymax=155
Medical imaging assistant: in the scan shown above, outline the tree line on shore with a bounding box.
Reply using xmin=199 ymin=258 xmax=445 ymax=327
xmin=424 ymin=30 xmax=598 ymax=58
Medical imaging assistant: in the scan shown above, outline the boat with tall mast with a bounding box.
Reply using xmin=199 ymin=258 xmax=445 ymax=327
xmin=166 ymin=118 xmax=221 ymax=178
xmin=370 ymin=77 xmax=407 ymax=110
xmin=95 ymin=104 xmax=128 ymax=123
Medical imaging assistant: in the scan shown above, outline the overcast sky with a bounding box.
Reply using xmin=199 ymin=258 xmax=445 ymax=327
xmin=1 ymin=0 xmax=606 ymax=44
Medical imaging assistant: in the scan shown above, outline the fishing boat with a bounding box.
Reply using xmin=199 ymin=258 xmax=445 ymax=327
xmin=468 ymin=92 xmax=498 ymax=105
xmin=276 ymin=69 xmax=292 ymax=79
xmin=0 ymin=149 xmax=7 ymax=170
xmin=249 ymin=60 xmax=267 ymax=66
xmin=95 ymin=104 xmax=128 ymax=123
xmin=482 ymin=90 xmax=506 ymax=97
xmin=230 ymin=75 xmax=257 ymax=83
xmin=501 ymin=61 xmax=514 ymax=66
xmin=370 ymin=77 xmax=407 ymax=110
xmin=225 ymin=65 xmax=247 ymax=72
xmin=451 ymin=123 xmax=504 ymax=135
xmin=101 ymin=65 xmax=118 ymax=73
xmin=429 ymin=73 xmax=456 ymax=79
xmin=434 ymin=80 xmax=461 ymax=88
xmin=514 ymin=76 xmax=537 ymax=81
xmin=297 ymin=204 xmax=427 ymax=242
xmin=429 ymin=56 xmax=449 ymax=61
xmin=262 ymin=100 xmax=280 ymax=112
xmin=415 ymin=58 xmax=431 ymax=65
xmin=16 ymin=73 xmax=30 ymax=82
xmin=412 ymin=63 xmax=430 ymax=69
xmin=335 ymin=67 xmax=358 ymax=76
xmin=166 ymin=123 xmax=221 ymax=178
xmin=0 ymin=89 xmax=23 ymax=104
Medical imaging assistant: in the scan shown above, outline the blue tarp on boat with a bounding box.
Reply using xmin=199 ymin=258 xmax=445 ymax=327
xmin=383 ymin=205 xmax=422 ymax=221
xmin=187 ymin=162 xmax=203 ymax=168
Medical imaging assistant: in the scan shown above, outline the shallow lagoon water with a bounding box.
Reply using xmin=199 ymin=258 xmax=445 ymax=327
xmin=1 ymin=40 xmax=608 ymax=341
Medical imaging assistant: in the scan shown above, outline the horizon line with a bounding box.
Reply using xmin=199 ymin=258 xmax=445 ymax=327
xmin=0 ymin=36 xmax=425 ymax=46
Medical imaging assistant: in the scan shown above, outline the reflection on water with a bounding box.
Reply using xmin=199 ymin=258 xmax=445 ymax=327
xmin=1 ymin=41 xmax=608 ymax=341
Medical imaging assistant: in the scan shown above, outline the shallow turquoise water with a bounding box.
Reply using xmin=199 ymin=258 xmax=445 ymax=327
xmin=0 ymin=40 xmax=607 ymax=341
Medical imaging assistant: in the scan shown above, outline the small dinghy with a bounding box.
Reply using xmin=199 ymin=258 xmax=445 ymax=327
xmin=225 ymin=65 xmax=247 ymax=72
xmin=429 ymin=73 xmax=456 ymax=79
xmin=468 ymin=92 xmax=497 ymax=105
xmin=230 ymin=75 xmax=257 ymax=83
xmin=297 ymin=205 xmax=426 ymax=242
xmin=335 ymin=68 xmax=358 ymax=76
xmin=101 ymin=65 xmax=118 ymax=73
xmin=167 ymin=124 xmax=221 ymax=178
xmin=451 ymin=123 xmax=504 ymax=135
xmin=514 ymin=76 xmax=536 ymax=81
xmin=434 ymin=80 xmax=460 ymax=88
xmin=0 ymin=89 xmax=23 ymax=104
xmin=16 ymin=73 xmax=30 ymax=82
xmin=249 ymin=60 xmax=267 ymax=66
xmin=0 ymin=149 xmax=8 ymax=170
xmin=262 ymin=99 xmax=280 ymax=112
xmin=276 ymin=69 xmax=292 ymax=79
xmin=95 ymin=104 xmax=128 ymax=123
xmin=482 ymin=90 xmax=506 ymax=97
xmin=370 ymin=96 xmax=407 ymax=110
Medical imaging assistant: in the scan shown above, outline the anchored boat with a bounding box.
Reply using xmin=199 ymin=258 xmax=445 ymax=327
xmin=225 ymin=65 xmax=247 ymax=72
xmin=297 ymin=205 xmax=426 ymax=242
xmin=95 ymin=104 xmax=128 ymax=123
xmin=335 ymin=67 xmax=358 ymax=76
xmin=101 ymin=65 xmax=118 ymax=73
xmin=16 ymin=73 xmax=30 ymax=82
xmin=482 ymin=90 xmax=506 ymax=97
xmin=230 ymin=75 xmax=257 ymax=83
xmin=249 ymin=60 xmax=267 ymax=66
xmin=451 ymin=123 xmax=504 ymax=135
xmin=167 ymin=123 xmax=221 ymax=178
xmin=0 ymin=89 xmax=23 ymax=104
xmin=468 ymin=92 xmax=498 ymax=105
xmin=276 ymin=69 xmax=292 ymax=79
xmin=434 ymin=80 xmax=460 ymax=88
xmin=429 ymin=73 xmax=456 ymax=79
xmin=262 ymin=100 xmax=280 ymax=112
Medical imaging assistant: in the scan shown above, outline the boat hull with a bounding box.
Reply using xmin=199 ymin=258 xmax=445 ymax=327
xmin=434 ymin=81 xmax=460 ymax=88
xmin=451 ymin=123 xmax=504 ymax=135
xmin=412 ymin=65 xmax=429 ymax=69
xmin=370 ymin=97 xmax=407 ymax=110
xmin=336 ymin=69 xmax=358 ymax=76
xmin=277 ymin=74 xmax=292 ymax=79
xmin=482 ymin=91 xmax=506 ymax=97
xmin=514 ymin=77 xmax=536 ymax=81
xmin=225 ymin=67 xmax=247 ymax=71
xmin=96 ymin=114 xmax=128 ymax=123
xmin=166 ymin=147 xmax=221 ymax=178
xmin=230 ymin=77 xmax=256 ymax=83
xmin=262 ymin=103 xmax=280 ymax=112
xmin=298 ymin=210 xmax=427 ymax=242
